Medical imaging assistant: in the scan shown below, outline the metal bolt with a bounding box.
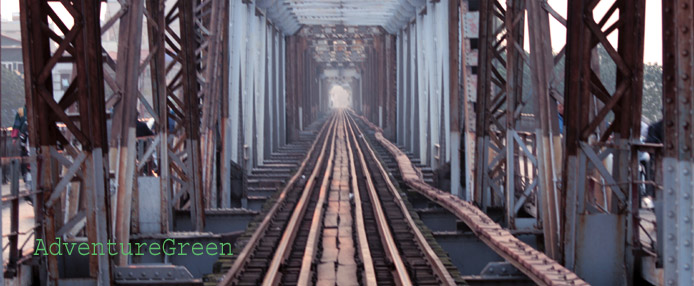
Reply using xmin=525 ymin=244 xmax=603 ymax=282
xmin=683 ymin=73 xmax=690 ymax=80
xmin=669 ymin=188 xmax=675 ymax=195
xmin=669 ymin=256 xmax=676 ymax=263
xmin=683 ymin=50 xmax=690 ymax=57
xmin=668 ymin=279 xmax=675 ymax=285
xmin=686 ymin=240 xmax=691 ymax=247
xmin=686 ymin=216 xmax=691 ymax=223
xmin=669 ymin=233 xmax=675 ymax=240
xmin=683 ymin=26 xmax=690 ymax=34
xmin=686 ymin=264 xmax=691 ymax=271
xmin=685 ymin=193 xmax=690 ymax=200
xmin=669 ymin=166 xmax=675 ymax=172
xmin=669 ymin=211 xmax=675 ymax=218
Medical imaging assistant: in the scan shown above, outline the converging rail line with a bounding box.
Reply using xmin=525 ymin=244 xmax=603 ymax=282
xmin=218 ymin=110 xmax=458 ymax=285
xmin=351 ymin=112 xmax=589 ymax=286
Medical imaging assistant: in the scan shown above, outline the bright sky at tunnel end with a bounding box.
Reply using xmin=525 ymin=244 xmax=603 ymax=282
xmin=2 ymin=0 xmax=663 ymax=64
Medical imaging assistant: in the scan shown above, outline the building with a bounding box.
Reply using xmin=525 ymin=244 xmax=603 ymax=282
xmin=1 ymin=35 xmax=23 ymax=74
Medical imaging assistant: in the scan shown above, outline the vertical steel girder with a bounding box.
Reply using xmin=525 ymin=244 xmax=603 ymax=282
xmin=200 ymin=0 xmax=229 ymax=208
xmin=107 ymin=0 xmax=223 ymax=253
xmin=525 ymin=0 xmax=564 ymax=261
xmin=109 ymin=0 xmax=146 ymax=266
xmin=474 ymin=0 xmax=565 ymax=260
xmin=19 ymin=0 xmax=111 ymax=283
xmin=449 ymin=0 xmax=462 ymax=197
xmin=563 ymin=0 xmax=645 ymax=283
xmin=662 ymin=0 xmax=694 ymax=284
xmin=474 ymin=0 xmax=533 ymax=225
xmin=143 ymin=0 xmax=205 ymax=232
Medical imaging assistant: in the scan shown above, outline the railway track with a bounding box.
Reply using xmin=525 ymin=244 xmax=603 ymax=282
xmin=217 ymin=110 xmax=459 ymax=285
xmin=350 ymin=111 xmax=590 ymax=286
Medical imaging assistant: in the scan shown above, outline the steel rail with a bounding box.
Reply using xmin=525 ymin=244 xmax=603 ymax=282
xmin=346 ymin=113 xmax=457 ymax=286
xmin=296 ymin=111 xmax=346 ymax=285
xmin=350 ymin=111 xmax=590 ymax=286
xmin=344 ymin=113 xmax=413 ymax=286
xmin=219 ymin=114 xmax=338 ymax=286
xmin=342 ymin=113 xmax=379 ymax=286
xmin=261 ymin=112 xmax=340 ymax=285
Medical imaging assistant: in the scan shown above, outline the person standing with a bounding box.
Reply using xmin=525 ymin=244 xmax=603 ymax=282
xmin=11 ymin=106 xmax=31 ymax=190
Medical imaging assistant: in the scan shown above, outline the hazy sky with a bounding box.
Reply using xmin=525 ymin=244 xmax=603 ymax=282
xmin=2 ymin=0 xmax=663 ymax=64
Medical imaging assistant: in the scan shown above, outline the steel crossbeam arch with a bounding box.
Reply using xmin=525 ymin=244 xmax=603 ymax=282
xmin=19 ymin=0 xmax=111 ymax=283
xmin=563 ymin=0 xmax=645 ymax=283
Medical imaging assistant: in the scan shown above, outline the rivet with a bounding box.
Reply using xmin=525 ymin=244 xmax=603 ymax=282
xmin=686 ymin=240 xmax=691 ymax=247
xmin=669 ymin=211 xmax=675 ymax=218
xmin=683 ymin=26 xmax=690 ymax=33
xmin=668 ymin=279 xmax=675 ymax=285
xmin=686 ymin=264 xmax=691 ymax=271
xmin=685 ymin=193 xmax=691 ymax=200
xmin=683 ymin=73 xmax=690 ymax=80
xmin=686 ymin=169 xmax=691 ymax=175
xmin=669 ymin=166 xmax=675 ymax=172
xmin=686 ymin=216 xmax=691 ymax=223
xmin=669 ymin=188 xmax=675 ymax=195
xmin=683 ymin=50 xmax=690 ymax=57
xmin=669 ymin=256 xmax=676 ymax=263
xmin=667 ymin=97 xmax=673 ymax=103
xmin=668 ymin=143 xmax=675 ymax=149
xmin=669 ymin=233 xmax=675 ymax=240
xmin=683 ymin=3 xmax=689 ymax=9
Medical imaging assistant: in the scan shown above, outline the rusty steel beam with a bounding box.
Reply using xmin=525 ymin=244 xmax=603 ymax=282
xmin=525 ymin=0 xmax=563 ymax=261
xmin=563 ymin=0 xmax=645 ymax=283
xmin=200 ymin=0 xmax=229 ymax=208
xmin=662 ymin=0 xmax=694 ymax=284
xmin=177 ymin=0 xmax=205 ymax=230
xmin=474 ymin=0 xmax=536 ymax=229
xmin=110 ymin=0 xmax=146 ymax=266
xmin=19 ymin=0 xmax=111 ymax=283
xmin=449 ymin=0 xmax=461 ymax=197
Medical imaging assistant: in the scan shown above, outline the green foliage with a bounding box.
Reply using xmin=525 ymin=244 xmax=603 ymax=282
xmin=517 ymin=45 xmax=663 ymax=123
